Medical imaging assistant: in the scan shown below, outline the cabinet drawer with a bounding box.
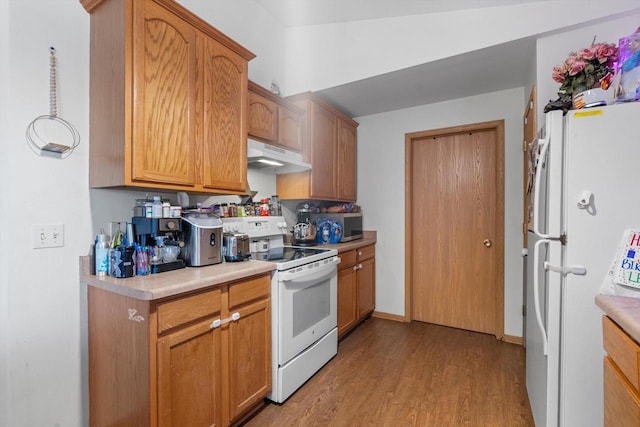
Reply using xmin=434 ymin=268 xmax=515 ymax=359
xmin=603 ymin=315 xmax=640 ymax=391
xmin=339 ymin=250 xmax=357 ymax=269
xmin=228 ymin=274 xmax=270 ymax=309
xmin=157 ymin=288 xmax=222 ymax=333
xmin=356 ymin=244 xmax=375 ymax=262
xmin=604 ymin=356 xmax=640 ymax=427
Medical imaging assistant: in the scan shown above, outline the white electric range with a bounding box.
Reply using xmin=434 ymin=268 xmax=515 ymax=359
xmin=221 ymin=216 xmax=340 ymax=403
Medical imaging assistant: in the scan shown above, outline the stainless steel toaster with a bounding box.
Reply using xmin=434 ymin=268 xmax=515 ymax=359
xmin=223 ymin=232 xmax=251 ymax=262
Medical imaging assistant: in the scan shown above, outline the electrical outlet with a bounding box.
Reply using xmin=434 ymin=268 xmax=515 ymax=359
xmin=32 ymin=223 xmax=65 ymax=249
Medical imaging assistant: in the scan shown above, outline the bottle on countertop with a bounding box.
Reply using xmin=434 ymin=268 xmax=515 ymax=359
xmin=144 ymin=200 xmax=153 ymax=218
xmin=95 ymin=234 xmax=109 ymax=276
xmin=151 ymin=196 xmax=162 ymax=218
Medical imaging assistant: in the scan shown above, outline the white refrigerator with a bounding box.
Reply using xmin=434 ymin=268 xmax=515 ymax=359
xmin=526 ymin=102 xmax=640 ymax=427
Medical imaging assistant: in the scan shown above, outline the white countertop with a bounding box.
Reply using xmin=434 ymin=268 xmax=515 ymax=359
xmin=80 ymin=256 xmax=275 ymax=301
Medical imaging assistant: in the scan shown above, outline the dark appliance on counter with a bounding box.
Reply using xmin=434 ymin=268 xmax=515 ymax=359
xmin=181 ymin=211 xmax=223 ymax=267
xmin=310 ymin=212 xmax=363 ymax=242
xmin=131 ymin=217 xmax=186 ymax=273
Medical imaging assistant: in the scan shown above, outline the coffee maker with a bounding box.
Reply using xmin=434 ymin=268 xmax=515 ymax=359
xmin=131 ymin=217 xmax=186 ymax=273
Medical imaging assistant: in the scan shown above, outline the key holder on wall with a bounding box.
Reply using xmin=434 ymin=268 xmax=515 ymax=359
xmin=25 ymin=47 xmax=81 ymax=159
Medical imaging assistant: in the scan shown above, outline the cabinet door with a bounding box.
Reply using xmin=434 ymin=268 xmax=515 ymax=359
xmin=201 ymin=37 xmax=248 ymax=193
xmin=132 ymin=1 xmax=197 ymax=186
xmin=604 ymin=356 xmax=640 ymax=427
xmin=357 ymin=257 xmax=375 ymax=319
xmin=227 ymin=297 xmax=271 ymax=422
xmin=309 ymin=103 xmax=337 ymax=199
xmin=278 ymin=105 xmax=303 ymax=153
xmin=248 ymin=90 xmax=278 ymax=142
xmin=157 ymin=319 xmax=223 ymax=427
xmin=336 ymin=119 xmax=357 ymax=201
xmin=338 ymin=265 xmax=358 ymax=338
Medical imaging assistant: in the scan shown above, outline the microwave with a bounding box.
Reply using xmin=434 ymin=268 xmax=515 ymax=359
xmin=310 ymin=212 xmax=363 ymax=242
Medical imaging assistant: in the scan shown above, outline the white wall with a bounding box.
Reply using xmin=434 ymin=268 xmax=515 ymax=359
xmin=1 ymin=0 xmax=10 ymax=424
xmin=3 ymin=1 xmax=91 ymax=425
xmin=178 ymin=0 xmax=287 ymax=92
xmin=356 ymin=87 xmax=526 ymax=337
xmin=536 ymin=11 xmax=640 ymax=123
xmin=0 ymin=1 xmax=285 ymax=426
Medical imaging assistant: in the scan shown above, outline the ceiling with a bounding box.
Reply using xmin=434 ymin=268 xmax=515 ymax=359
xmin=255 ymin=0 xmax=547 ymax=28
xmin=254 ymin=0 xmax=544 ymax=117
xmin=315 ymin=38 xmax=537 ymax=117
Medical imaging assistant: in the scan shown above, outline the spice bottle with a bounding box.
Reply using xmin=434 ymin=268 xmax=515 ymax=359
xmin=162 ymin=200 xmax=170 ymax=218
xmin=260 ymin=198 xmax=270 ymax=216
xmin=152 ymin=196 xmax=163 ymax=218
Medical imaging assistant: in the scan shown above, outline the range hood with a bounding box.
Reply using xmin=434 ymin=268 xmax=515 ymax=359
xmin=247 ymin=139 xmax=311 ymax=174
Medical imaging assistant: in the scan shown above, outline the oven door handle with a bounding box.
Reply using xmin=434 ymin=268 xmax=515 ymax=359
xmin=279 ymin=257 xmax=341 ymax=285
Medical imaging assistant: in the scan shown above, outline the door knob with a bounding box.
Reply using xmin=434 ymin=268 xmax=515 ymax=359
xmin=483 ymin=239 xmax=492 ymax=247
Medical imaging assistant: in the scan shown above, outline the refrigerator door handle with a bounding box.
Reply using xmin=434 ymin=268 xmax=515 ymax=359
xmin=533 ymin=238 xmax=550 ymax=356
xmin=544 ymin=262 xmax=587 ymax=276
xmin=533 ymin=137 xmax=550 ymax=238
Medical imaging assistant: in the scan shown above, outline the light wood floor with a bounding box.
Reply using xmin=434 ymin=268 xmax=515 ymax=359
xmin=246 ymin=317 xmax=534 ymax=427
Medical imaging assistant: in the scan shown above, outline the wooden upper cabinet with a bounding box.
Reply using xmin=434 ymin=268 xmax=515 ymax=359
xmin=278 ymin=105 xmax=304 ymax=153
xmin=336 ymin=118 xmax=357 ymax=201
xmin=201 ymin=39 xmax=248 ymax=193
xmin=309 ymin=103 xmax=338 ymax=199
xmin=248 ymin=88 xmax=278 ymax=142
xmin=247 ymin=81 xmax=304 ymax=153
xmin=277 ymin=92 xmax=358 ymax=202
xmin=82 ymin=0 xmax=254 ymax=194
xmin=132 ymin=1 xmax=197 ymax=186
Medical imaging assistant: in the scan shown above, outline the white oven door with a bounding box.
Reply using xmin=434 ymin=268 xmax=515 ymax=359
xmin=278 ymin=257 xmax=339 ymax=365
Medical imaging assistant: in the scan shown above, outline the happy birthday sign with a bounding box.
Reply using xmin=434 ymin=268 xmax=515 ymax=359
xmin=613 ymin=229 xmax=640 ymax=290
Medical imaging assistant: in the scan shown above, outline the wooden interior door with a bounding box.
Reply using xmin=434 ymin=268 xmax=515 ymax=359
xmin=406 ymin=121 xmax=504 ymax=336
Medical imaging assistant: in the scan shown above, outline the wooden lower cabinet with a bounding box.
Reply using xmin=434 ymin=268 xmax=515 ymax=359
xmin=338 ymin=259 xmax=358 ymax=337
xmin=602 ymin=315 xmax=640 ymax=427
xmin=227 ymin=297 xmax=271 ymax=423
xmin=88 ymin=273 xmax=271 ymax=427
xmin=157 ymin=318 xmax=223 ymax=427
xmin=337 ymin=244 xmax=376 ymax=338
xmin=357 ymin=257 xmax=375 ymax=319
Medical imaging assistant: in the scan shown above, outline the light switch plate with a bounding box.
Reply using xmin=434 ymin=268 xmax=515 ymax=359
xmin=32 ymin=223 xmax=64 ymax=249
